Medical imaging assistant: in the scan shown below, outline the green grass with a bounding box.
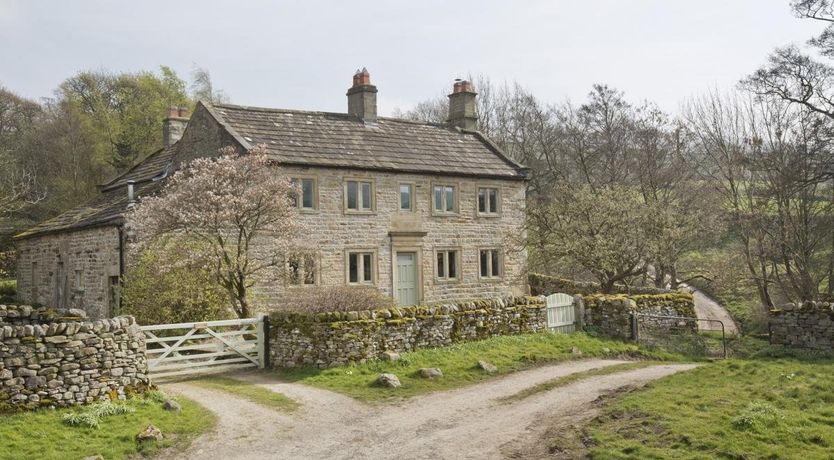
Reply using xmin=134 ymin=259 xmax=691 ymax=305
xmin=499 ymin=361 xmax=658 ymax=403
xmin=586 ymin=358 xmax=834 ymax=459
xmin=190 ymin=376 xmax=299 ymax=412
xmin=0 ymin=278 xmax=15 ymax=303
xmin=0 ymin=392 xmax=215 ymax=460
xmin=278 ymin=332 xmax=684 ymax=402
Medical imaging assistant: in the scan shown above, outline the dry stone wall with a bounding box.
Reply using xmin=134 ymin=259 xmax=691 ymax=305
xmin=0 ymin=304 xmax=148 ymax=410
xmin=580 ymin=293 xmax=697 ymax=339
xmin=270 ymin=296 xmax=546 ymax=368
xmin=769 ymin=302 xmax=834 ymax=351
xmin=530 ymin=273 xmax=671 ymax=297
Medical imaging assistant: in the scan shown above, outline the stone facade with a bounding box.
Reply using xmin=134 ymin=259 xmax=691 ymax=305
xmin=269 ymin=296 xmax=546 ymax=368
xmin=15 ymin=226 xmax=121 ymax=319
xmin=769 ymin=302 xmax=834 ymax=351
xmin=252 ymin=164 xmax=528 ymax=308
xmin=0 ymin=304 xmax=148 ymax=409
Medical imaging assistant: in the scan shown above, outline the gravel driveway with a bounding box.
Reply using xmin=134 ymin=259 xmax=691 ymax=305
xmin=164 ymin=360 xmax=697 ymax=460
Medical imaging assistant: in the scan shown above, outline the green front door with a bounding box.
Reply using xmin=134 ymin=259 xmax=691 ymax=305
xmin=396 ymin=252 xmax=417 ymax=306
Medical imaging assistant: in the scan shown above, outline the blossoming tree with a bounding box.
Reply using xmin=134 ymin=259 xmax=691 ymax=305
xmin=126 ymin=145 xmax=298 ymax=318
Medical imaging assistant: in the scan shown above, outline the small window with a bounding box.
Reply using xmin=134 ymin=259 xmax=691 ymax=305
xmin=287 ymin=253 xmax=317 ymax=285
xmin=74 ymin=270 xmax=84 ymax=291
xmin=478 ymin=187 xmax=499 ymax=215
xmin=347 ymin=251 xmax=375 ymax=284
xmin=290 ymin=178 xmax=317 ymax=210
xmin=346 ymin=180 xmax=374 ymax=211
xmin=399 ymin=184 xmax=413 ymax=211
xmin=436 ymin=250 xmax=459 ymax=280
xmin=479 ymin=249 xmax=501 ymax=278
xmin=433 ymin=185 xmax=456 ymax=214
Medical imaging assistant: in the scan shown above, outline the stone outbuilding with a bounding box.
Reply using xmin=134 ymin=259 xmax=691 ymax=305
xmin=15 ymin=70 xmax=530 ymax=319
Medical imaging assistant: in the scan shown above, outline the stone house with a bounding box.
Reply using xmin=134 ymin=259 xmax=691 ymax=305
xmin=14 ymin=70 xmax=530 ymax=319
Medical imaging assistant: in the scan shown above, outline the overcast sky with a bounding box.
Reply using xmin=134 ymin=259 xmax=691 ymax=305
xmin=0 ymin=0 xmax=825 ymax=116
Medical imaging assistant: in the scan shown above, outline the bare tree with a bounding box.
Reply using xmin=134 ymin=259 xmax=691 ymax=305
xmin=190 ymin=65 xmax=229 ymax=104
xmin=683 ymin=91 xmax=834 ymax=304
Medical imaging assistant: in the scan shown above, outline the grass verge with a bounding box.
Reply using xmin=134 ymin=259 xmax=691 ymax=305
xmin=585 ymin=357 xmax=834 ymax=459
xmin=0 ymin=391 xmax=215 ymax=460
xmin=499 ymin=361 xmax=658 ymax=404
xmin=278 ymin=332 xmax=685 ymax=402
xmin=190 ymin=376 xmax=299 ymax=412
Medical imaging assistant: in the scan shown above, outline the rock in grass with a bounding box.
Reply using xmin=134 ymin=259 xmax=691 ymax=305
xmin=477 ymin=360 xmax=498 ymax=374
xmin=419 ymin=368 xmax=443 ymax=379
xmin=571 ymin=346 xmax=583 ymax=356
xmin=136 ymin=424 xmax=164 ymax=442
xmin=602 ymin=347 xmax=611 ymax=354
xmin=381 ymin=351 xmax=400 ymax=362
xmin=163 ymin=399 xmax=181 ymax=412
xmin=83 ymin=456 xmax=104 ymax=460
xmin=378 ymin=373 xmax=401 ymax=388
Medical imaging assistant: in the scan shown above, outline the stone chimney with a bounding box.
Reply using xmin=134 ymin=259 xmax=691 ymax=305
xmin=347 ymin=68 xmax=377 ymax=124
xmin=447 ymin=80 xmax=478 ymax=130
xmin=163 ymin=106 xmax=189 ymax=148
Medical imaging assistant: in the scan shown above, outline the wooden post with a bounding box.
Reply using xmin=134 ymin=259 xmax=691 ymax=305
xmin=630 ymin=313 xmax=639 ymax=342
xmin=257 ymin=313 xmax=269 ymax=369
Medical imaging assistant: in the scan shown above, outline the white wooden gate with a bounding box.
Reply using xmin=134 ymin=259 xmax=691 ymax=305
xmin=140 ymin=315 xmax=267 ymax=381
xmin=546 ymin=293 xmax=576 ymax=333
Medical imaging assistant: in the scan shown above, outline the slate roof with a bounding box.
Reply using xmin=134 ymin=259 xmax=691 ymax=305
xmin=206 ymin=103 xmax=528 ymax=180
xmin=14 ymin=149 xmax=173 ymax=239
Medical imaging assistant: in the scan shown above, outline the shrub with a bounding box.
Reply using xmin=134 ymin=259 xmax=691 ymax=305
xmin=731 ymin=401 xmax=783 ymax=432
xmin=0 ymin=279 xmax=15 ymax=303
xmin=62 ymin=401 xmax=136 ymax=429
xmin=121 ymin=242 xmax=232 ymax=325
xmin=280 ymin=285 xmax=396 ymax=313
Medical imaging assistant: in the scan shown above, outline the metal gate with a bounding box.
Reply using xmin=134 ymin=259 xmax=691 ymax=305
xmin=632 ymin=313 xmax=727 ymax=359
xmin=546 ymin=293 xmax=576 ymax=333
xmin=140 ymin=314 xmax=268 ymax=381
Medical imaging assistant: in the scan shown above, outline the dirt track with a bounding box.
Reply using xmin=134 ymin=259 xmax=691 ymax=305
xmin=165 ymin=360 xmax=697 ymax=460
xmin=681 ymin=284 xmax=740 ymax=336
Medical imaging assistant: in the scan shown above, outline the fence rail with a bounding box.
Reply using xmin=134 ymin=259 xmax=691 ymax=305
xmin=140 ymin=314 xmax=268 ymax=381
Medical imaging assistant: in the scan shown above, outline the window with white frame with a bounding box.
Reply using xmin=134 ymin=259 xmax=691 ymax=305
xmin=290 ymin=178 xmax=317 ymax=210
xmin=347 ymin=251 xmax=375 ymax=284
xmin=478 ymin=187 xmax=499 ymax=215
xmin=435 ymin=250 xmax=459 ymax=280
xmin=287 ymin=253 xmax=317 ymax=285
xmin=479 ymin=249 xmax=501 ymax=278
xmin=399 ymin=183 xmax=413 ymax=211
xmin=433 ymin=184 xmax=456 ymax=214
xmin=346 ymin=180 xmax=374 ymax=211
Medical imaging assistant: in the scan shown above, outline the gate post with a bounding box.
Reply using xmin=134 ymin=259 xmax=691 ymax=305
xmin=630 ymin=313 xmax=639 ymax=342
xmin=573 ymin=295 xmax=585 ymax=332
xmin=257 ymin=313 xmax=270 ymax=369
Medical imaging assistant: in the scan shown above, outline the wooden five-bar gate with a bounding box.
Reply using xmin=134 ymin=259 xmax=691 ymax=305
xmin=140 ymin=315 xmax=268 ymax=381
